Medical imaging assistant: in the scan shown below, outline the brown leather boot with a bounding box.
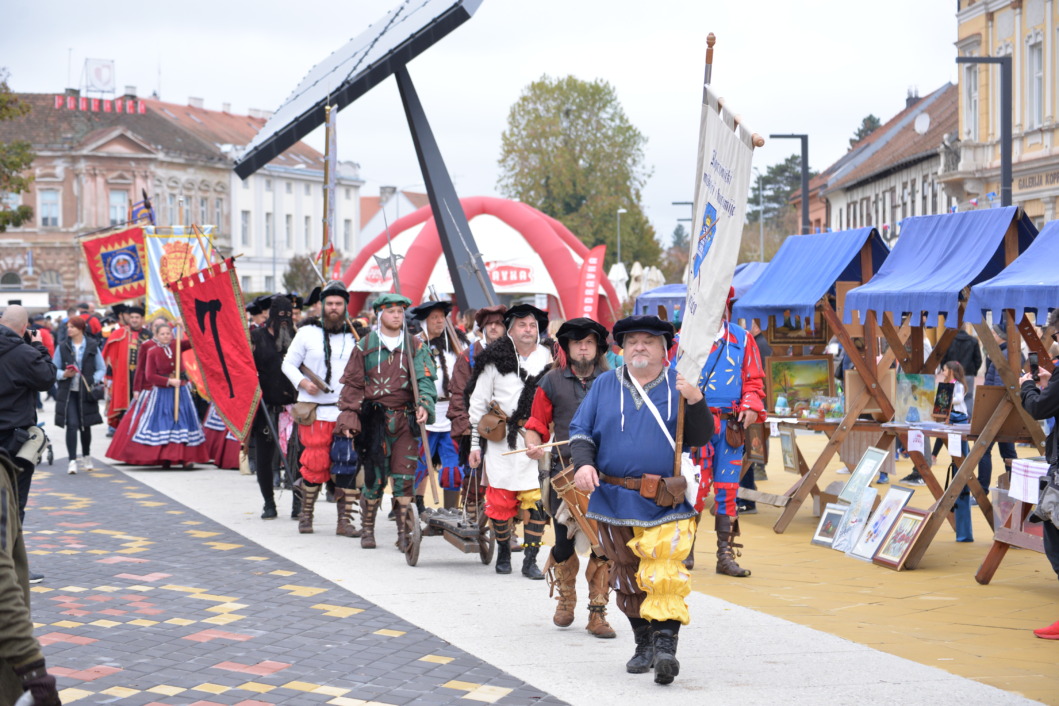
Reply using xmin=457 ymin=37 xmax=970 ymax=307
xmin=543 ymin=552 xmax=579 ymax=627
xmin=360 ymin=497 xmax=380 ymax=549
xmin=584 ymin=554 xmax=616 ymax=638
xmin=335 ymin=488 xmax=362 ymax=538
xmin=394 ymin=500 xmax=411 ymax=552
xmin=715 ymin=515 xmax=751 ymax=577
xmin=298 ymin=483 xmax=321 ymax=534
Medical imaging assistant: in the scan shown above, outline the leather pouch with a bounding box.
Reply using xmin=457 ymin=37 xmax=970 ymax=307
xmin=291 ymin=401 xmax=318 ymax=426
xmin=655 ymin=475 xmax=688 ymax=508
xmin=724 ymin=414 xmax=746 ymax=447
xmin=477 ymin=401 xmax=508 ymax=442
xmin=639 ymin=473 xmax=661 ymax=500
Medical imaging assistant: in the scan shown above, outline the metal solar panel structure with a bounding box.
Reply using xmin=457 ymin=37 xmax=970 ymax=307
xmin=233 ymin=0 xmax=496 ymax=309
xmin=234 ymin=0 xmax=482 ymax=178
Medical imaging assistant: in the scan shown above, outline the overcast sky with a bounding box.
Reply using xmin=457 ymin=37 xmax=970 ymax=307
xmin=6 ymin=0 xmax=958 ymax=245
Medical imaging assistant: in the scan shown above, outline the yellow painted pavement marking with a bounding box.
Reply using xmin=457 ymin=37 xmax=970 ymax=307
xmin=270 ymin=569 xmax=296 ymax=576
xmin=237 ymin=681 xmax=275 ymax=693
xmin=89 ymin=619 xmax=121 ymax=628
xmin=205 ymin=602 xmax=248 ymax=613
xmin=57 ymin=687 xmax=95 ymax=702
xmin=100 ymin=686 xmax=140 ymax=697
xmin=52 ymin=620 xmax=85 ymax=628
xmin=128 ymin=619 xmax=159 ymax=627
xmin=373 ymin=629 xmax=405 ymax=637
xmin=203 ymin=613 xmax=246 ymax=625
xmin=443 ymin=680 xmax=481 ymax=691
xmin=281 ymin=681 xmax=320 ymax=692
xmin=186 ymin=530 xmax=221 ymax=538
xmin=93 ymin=585 xmax=121 ymax=592
xmin=164 ymin=618 xmax=197 ymax=626
xmin=463 ymin=685 xmax=515 ymax=703
xmin=30 ymin=586 xmax=53 ymax=593
xmin=193 ymin=682 xmax=230 ymax=694
xmin=311 ymin=604 xmax=364 ymax=618
xmin=279 ymin=584 xmax=328 ymax=597
xmin=187 ymin=592 xmax=239 ymax=603
xmin=57 ymin=586 xmax=88 ymax=592
xmin=419 ymin=655 xmax=454 ymax=664
xmin=204 ymin=541 xmax=244 ymax=551
xmin=160 ymin=584 xmax=206 ymax=593
xmin=244 ymin=556 xmax=268 ymax=561
xmin=313 ymin=685 xmax=350 ymax=696
xmin=182 ymin=520 xmax=203 ymax=525
xmin=147 ymin=684 xmax=186 ymax=696
xmin=124 ymin=585 xmax=155 ymax=592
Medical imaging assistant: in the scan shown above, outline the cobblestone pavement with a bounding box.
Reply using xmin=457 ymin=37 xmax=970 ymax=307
xmin=22 ymin=459 xmax=564 ymax=705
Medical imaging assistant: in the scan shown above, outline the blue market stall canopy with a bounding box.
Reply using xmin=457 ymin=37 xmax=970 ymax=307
xmin=965 ymin=220 xmax=1059 ymax=324
xmin=634 ymin=261 xmax=769 ymax=321
xmin=732 ymin=227 xmax=887 ymax=327
xmin=844 ymin=207 xmax=1038 ymax=328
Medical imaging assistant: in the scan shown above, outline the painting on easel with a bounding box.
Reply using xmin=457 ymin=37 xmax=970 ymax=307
xmin=894 ymin=371 xmax=936 ymax=424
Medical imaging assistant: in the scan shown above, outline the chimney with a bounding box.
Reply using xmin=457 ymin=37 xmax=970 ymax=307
xmin=188 ymin=96 xmax=204 ymax=109
xmin=248 ymin=108 xmax=274 ymax=120
xmin=379 ymin=186 xmax=397 ymax=205
xmin=906 ymin=87 xmax=920 ymax=108
xmin=64 ymin=88 xmax=80 ymax=97
xmin=221 ymin=102 xmax=231 ymax=113
xmin=123 ymin=85 xmax=137 ymax=99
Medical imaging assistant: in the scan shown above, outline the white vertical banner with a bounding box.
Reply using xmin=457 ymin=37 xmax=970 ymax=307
xmin=145 ymin=226 xmax=214 ymax=319
xmin=675 ymin=83 xmax=757 ymax=383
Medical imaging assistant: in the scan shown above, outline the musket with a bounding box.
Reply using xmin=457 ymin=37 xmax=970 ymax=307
xmin=381 ymin=205 xmax=440 ymax=505
xmin=298 ymin=364 xmax=333 ymax=394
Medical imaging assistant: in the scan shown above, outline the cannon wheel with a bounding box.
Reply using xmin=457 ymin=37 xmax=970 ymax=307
xmin=477 ymin=505 xmax=495 ymax=565
xmin=405 ymin=503 xmax=422 ymax=567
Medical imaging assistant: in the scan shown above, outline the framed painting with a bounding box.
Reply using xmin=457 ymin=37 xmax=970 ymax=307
xmin=895 ymin=371 xmax=936 ymax=425
xmin=932 ymin=381 xmax=955 ymax=422
xmin=847 ymin=485 xmax=914 ymax=561
xmin=765 ymin=355 xmax=835 ymax=416
xmin=767 ymin=306 xmax=830 ymax=346
xmin=838 ymin=446 xmax=888 ymax=504
xmin=779 ymin=429 xmax=798 ymax=473
xmin=812 ymin=503 xmax=848 ymax=547
xmin=746 ymin=423 xmax=767 ymax=465
xmin=873 ymin=507 xmax=930 ymax=570
xmin=831 ymin=486 xmax=877 ymax=553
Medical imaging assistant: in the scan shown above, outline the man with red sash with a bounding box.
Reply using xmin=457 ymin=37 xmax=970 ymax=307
xmin=102 ymin=304 xmax=149 ymax=429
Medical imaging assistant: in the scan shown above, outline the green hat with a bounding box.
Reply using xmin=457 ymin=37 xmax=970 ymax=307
xmin=373 ymin=293 xmax=412 ymax=312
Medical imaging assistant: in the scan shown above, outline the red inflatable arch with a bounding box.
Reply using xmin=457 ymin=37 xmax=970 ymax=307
xmin=342 ymin=196 xmax=620 ymax=327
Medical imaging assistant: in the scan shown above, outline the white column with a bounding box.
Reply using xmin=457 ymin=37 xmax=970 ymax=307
xmin=1046 ymin=0 xmax=1054 ymax=124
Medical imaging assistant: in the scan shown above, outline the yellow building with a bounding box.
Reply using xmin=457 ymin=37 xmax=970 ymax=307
xmin=941 ymin=0 xmax=1059 ymax=227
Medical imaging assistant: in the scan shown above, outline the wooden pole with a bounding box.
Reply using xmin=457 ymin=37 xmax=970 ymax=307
xmin=173 ymin=325 xmax=182 ymax=421
xmin=672 ymin=397 xmax=686 ymax=477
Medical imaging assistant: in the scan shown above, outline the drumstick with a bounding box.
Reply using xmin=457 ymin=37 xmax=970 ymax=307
xmin=501 ymin=439 xmax=570 ymax=456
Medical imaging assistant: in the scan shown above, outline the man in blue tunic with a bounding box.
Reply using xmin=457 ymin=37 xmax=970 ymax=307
xmin=570 ymin=315 xmax=713 ymax=685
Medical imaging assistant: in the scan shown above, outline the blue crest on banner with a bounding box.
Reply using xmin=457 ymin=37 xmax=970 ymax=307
xmin=101 ymin=244 xmax=144 ymax=289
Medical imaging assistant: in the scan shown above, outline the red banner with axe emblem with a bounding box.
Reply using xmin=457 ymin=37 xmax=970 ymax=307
xmin=168 ymin=258 xmax=260 ymax=441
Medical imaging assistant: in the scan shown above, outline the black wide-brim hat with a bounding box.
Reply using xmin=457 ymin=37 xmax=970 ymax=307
xmin=306 ymin=280 xmax=351 ymax=307
xmin=409 ymin=300 xmax=453 ymax=321
xmin=556 ymin=317 xmax=609 ymax=350
xmin=613 ymin=315 xmax=674 ymax=349
xmin=125 ymin=305 xmax=145 ymax=316
xmin=503 ymin=303 xmax=548 ymax=331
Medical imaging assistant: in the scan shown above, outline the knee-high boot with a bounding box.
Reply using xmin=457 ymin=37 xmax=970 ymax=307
xmin=585 ymin=554 xmax=616 ymax=638
xmin=360 ymin=497 xmax=380 ymax=549
xmin=521 ymin=505 xmax=546 ymax=580
xmin=715 ymin=514 xmax=750 ymax=577
xmin=335 ymin=488 xmax=361 ymax=538
xmin=542 ymin=552 xmax=578 ymax=627
xmin=298 ymin=483 xmax=321 ymax=535
xmin=492 ymin=518 xmax=512 ymax=574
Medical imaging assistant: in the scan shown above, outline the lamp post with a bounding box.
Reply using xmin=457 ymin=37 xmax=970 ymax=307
xmin=956 ymin=55 xmax=1012 ymax=207
xmin=616 ymin=207 xmax=627 ymax=265
xmin=769 ymin=133 xmax=810 ymax=234
xmin=753 ymin=166 xmax=764 ymax=261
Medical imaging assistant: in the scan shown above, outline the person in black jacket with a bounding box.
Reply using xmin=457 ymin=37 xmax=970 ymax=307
xmin=0 ymin=305 xmax=58 ymax=522
xmin=250 ymin=295 xmax=299 ymax=520
xmin=1019 ymin=363 xmax=1059 ymax=639
xmin=52 ymin=316 xmax=105 ymax=475
xmin=940 ymin=324 xmax=983 ymax=416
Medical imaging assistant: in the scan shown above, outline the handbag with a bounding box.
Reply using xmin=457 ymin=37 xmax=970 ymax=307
xmin=81 ymin=375 xmax=105 ymax=402
xmin=626 ymin=370 xmax=694 ymax=507
xmin=477 ymin=401 xmax=508 ymax=443
xmin=723 ymin=412 xmax=746 ymax=448
xmin=291 ymin=401 xmax=318 ymax=426
xmin=1031 ymin=468 xmax=1059 ymax=528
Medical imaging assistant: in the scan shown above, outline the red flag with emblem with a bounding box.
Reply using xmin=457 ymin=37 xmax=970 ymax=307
xmin=168 ymin=258 xmax=260 ymax=441
xmin=80 ymin=226 xmax=148 ymax=305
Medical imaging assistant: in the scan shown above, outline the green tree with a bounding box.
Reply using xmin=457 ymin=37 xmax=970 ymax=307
xmin=283 ymin=253 xmax=332 ymax=295
xmin=0 ymin=69 xmax=34 ymax=232
xmin=660 ymin=224 xmax=690 ymax=283
xmin=670 ymin=223 xmax=689 ymax=250
xmin=850 ymin=114 xmax=881 ymax=147
xmin=746 ymin=154 xmax=815 ymax=226
xmin=497 ymin=75 xmax=659 ymax=268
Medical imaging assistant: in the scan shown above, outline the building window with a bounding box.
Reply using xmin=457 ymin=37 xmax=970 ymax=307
xmin=343 ymin=218 xmax=352 ymax=251
xmin=199 ymin=197 xmax=208 ymax=224
xmin=265 ymin=178 xmax=272 ymax=192
xmin=304 ymin=183 xmax=311 ymax=196
xmin=345 ymin=187 xmax=351 ymax=200
xmin=265 ymin=212 xmax=273 ymax=247
xmin=285 ymin=214 xmax=293 ymax=249
xmin=214 ymin=198 xmax=223 ymax=227
xmin=285 ymin=181 xmax=292 ymax=194
xmin=241 ymin=275 xmax=251 ymax=292
xmin=1028 ymin=41 xmax=1044 ymax=129
xmin=40 ymin=270 xmax=62 ymax=289
xmin=0 ymin=272 xmax=21 ymax=289
xmin=963 ymin=63 xmax=978 ymax=139
xmin=38 ymin=189 xmax=59 ymax=227
xmin=109 ymin=190 xmax=128 ymax=226
xmin=240 ymin=210 xmax=251 ymax=246
xmin=264 ymin=275 xmax=274 ymax=292
xmin=168 ymin=194 xmax=177 ymax=224
xmin=304 ymin=215 xmax=312 ymax=247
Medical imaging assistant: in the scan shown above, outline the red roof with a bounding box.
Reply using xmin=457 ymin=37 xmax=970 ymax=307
xmin=359 ymin=191 xmax=429 ymax=229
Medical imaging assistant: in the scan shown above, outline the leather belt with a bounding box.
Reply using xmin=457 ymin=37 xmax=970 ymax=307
xmin=599 ymin=473 xmax=641 ymax=490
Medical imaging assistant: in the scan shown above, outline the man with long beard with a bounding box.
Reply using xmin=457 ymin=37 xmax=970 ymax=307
xmin=410 ymin=300 xmax=469 ymax=511
xmin=251 ymin=295 xmax=299 ymax=521
xmin=468 ymin=304 xmax=552 ymax=578
xmin=336 ymin=294 xmax=436 ymax=552
xmin=525 ymin=317 xmax=615 ymax=638
xmin=282 ymin=281 xmax=358 ymax=535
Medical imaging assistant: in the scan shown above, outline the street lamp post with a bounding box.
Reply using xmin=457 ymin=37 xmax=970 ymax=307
xmin=616 ymin=207 xmax=627 ymax=265
xmin=769 ymin=133 xmax=810 ymax=234
xmin=956 ymin=56 xmax=1012 ymax=207
xmin=753 ymin=167 xmax=764 ymax=261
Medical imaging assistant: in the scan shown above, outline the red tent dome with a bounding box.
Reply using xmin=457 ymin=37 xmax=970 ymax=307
xmin=342 ymin=196 xmax=620 ymax=327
